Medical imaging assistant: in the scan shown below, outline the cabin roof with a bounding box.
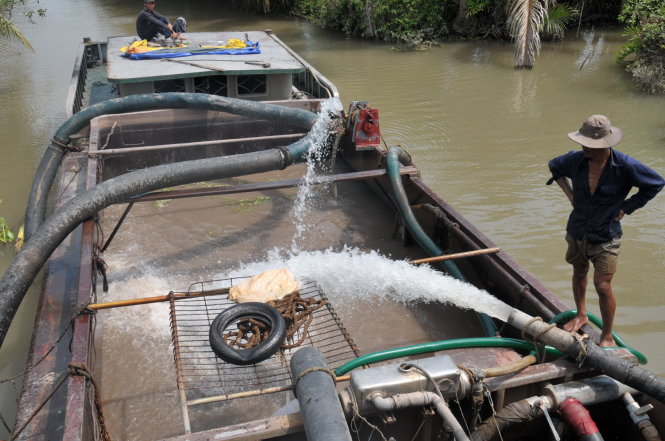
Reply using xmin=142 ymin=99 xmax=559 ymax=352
xmin=107 ymin=30 xmax=306 ymax=83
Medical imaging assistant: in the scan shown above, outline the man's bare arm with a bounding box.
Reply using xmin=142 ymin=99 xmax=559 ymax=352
xmin=555 ymin=177 xmax=573 ymax=206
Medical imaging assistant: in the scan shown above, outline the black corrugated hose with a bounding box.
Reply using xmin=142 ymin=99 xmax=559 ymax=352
xmin=1 ymin=95 xmax=325 ymax=349
xmin=24 ymin=92 xmax=319 ymax=240
xmin=470 ymin=399 xmax=540 ymax=441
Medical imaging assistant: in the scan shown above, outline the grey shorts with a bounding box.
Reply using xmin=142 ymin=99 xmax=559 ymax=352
xmin=565 ymin=233 xmax=621 ymax=274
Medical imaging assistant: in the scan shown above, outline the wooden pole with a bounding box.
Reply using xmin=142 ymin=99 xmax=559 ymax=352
xmin=87 ymin=288 xmax=230 ymax=310
xmin=187 ymin=374 xmax=351 ymax=405
xmin=409 ymin=247 xmax=500 ymax=265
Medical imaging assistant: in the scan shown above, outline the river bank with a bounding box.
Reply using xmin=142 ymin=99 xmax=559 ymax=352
xmin=1 ymin=0 xmax=664 ymax=438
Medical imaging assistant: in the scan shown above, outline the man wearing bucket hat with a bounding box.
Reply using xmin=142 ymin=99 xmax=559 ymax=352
xmin=136 ymin=0 xmax=187 ymax=41
xmin=548 ymin=115 xmax=665 ymax=347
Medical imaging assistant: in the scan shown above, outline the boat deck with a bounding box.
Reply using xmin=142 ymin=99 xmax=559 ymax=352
xmin=94 ymin=165 xmax=487 ymax=438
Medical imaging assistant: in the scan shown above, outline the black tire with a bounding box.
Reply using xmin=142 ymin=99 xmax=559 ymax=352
xmin=209 ymin=302 xmax=287 ymax=365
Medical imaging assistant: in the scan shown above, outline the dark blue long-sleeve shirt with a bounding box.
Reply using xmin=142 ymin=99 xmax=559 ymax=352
xmin=549 ymin=149 xmax=665 ymax=243
xmin=136 ymin=8 xmax=170 ymax=40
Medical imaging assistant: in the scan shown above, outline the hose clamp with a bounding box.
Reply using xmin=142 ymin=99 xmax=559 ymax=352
xmin=51 ymin=136 xmax=84 ymax=153
xmin=277 ymin=147 xmax=292 ymax=170
xmin=48 ymin=137 xmax=71 ymax=154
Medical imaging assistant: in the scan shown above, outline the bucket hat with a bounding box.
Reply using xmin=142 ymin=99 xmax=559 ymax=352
xmin=568 ymin=115 xmax=623 ymax=148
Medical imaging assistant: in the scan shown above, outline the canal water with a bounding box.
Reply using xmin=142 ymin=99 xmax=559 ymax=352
xmin=1 ymin=0 xmax=665 ymax=437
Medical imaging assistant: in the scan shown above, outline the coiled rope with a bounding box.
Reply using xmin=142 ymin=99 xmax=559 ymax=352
xmin=222 ymin=293 xmax=326 ymax=350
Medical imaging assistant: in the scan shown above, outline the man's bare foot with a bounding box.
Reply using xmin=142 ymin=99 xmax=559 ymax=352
xmin=599 ymin=335 xmax=617 ymax=347
xmin=563 ymin=314 xmax=588 ymax=333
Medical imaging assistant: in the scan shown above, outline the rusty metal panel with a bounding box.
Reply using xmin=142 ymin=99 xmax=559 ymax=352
xmin=15 ymin=153 xmax=98 ymax=441
xmin=62 ymin=219 xmax=97 ymax=441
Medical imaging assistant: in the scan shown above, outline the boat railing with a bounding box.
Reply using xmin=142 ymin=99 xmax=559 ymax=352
xmin=65 ymin=40 xmax=106 ymax=118
xmin=266 ymin=31 xmax=339 ymax=100
xmin=293 ymin=68 xmax=338 ymax=99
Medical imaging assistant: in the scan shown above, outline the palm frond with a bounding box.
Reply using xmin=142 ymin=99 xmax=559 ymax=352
xmin=543 ymin=4 xmax=577 ymax=40
xmin=507 ymin=0 xmax=546 ymax=68
xmin=0 ymin=14 xmax=34 ymax=50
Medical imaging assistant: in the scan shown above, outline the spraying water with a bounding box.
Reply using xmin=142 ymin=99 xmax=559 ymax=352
xmin=290 ymin=97 xmax=344 ymax=252
xmin=218 ymin=247 xmax=514 ymax=322
xmin=228 ymin=97 xmax=515 ymax=321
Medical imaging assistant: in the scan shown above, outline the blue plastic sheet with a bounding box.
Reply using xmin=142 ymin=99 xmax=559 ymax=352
xmin=125 ymin=42 xmax=261 ymax=60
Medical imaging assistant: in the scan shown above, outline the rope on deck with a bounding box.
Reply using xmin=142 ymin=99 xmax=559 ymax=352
xmin=9 ymin=363 xmax=111 ymax=441
xmin=520 ymin=316 xmax=557 ymax=362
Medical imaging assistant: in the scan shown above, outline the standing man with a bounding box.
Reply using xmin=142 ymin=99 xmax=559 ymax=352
xmin=136 ymin=0 xmax=187 ymax=41
xmin=548 ymin=115 xmax=664 ymax=347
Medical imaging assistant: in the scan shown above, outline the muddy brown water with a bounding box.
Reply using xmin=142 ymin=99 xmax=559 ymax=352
xmin=1 ymin=0 xmax=665 ymax=437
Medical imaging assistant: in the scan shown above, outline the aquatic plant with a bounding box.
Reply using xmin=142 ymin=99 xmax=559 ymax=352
xmin=388 ymin=29 xmax=435 ymax=51
xmin=0 ymin=200 xmax=15 ymax=245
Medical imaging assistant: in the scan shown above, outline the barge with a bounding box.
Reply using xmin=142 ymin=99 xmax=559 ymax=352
xmin=2 ymin=30 xmax=665 ymax=441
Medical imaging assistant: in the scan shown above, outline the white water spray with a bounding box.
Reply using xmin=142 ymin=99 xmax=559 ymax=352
xmin=219 ymin=247 xmax=514 ymax=322
xmin=290 ymin=98 xmax=344 ymax=252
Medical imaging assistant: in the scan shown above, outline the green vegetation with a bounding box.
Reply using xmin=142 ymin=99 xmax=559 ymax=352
xmin=617 ymin=0 xmax=665 ymax=94
xmin=293 ymin=0 xmax=452 ymax=48
xmin=0 ymin=200 xmax=15 ymax=245
xmin=0 ymin=219 xmax=14 ymax=244
xmin=0 ymin=0 xmax=46 ymax=50
xmin=542 ymin=3 xmax=577 ymax=40
xmin=247 ymin=0 xmax=663 ymax=92
xmin=289 ymin=0 xmax=581 ymax=66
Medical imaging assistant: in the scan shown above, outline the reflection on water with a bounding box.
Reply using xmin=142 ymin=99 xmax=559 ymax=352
xmin=1 ymin=0 xmax=665 ymax=437
xmin=577 ymin=30 xmax=607 ymax=72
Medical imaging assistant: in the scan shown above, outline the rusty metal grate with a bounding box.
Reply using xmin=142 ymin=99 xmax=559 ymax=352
xmin=168 ymin=277 xmax=360 ymax=407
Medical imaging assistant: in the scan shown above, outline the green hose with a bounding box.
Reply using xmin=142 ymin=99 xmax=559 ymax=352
xmin=385 ymin=147 xmax=464 ymax=280
xmin=549 ymin=310 xmax=648 ymax=364
xmin=334 ymin=331 xmax=650 ymax=376
xmin=385 ymin=146 xmax=498 ymax=337
xmin=334 ymin=337 xmax=566 ymax=376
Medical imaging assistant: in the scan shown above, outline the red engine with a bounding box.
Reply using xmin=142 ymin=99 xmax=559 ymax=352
xmin=347 ymin=101 xmax=381 ymax=149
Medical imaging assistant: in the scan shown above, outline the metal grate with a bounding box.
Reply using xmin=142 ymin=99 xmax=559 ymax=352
xmin=154 ymin=78 xmax=186 ymax=93
xmin=193 ymin=75 xmax=227 ymax=96
xmin=168 ymin=277 xmax=360 ymax=406
xmin=237 ymin=74 xmax=267 ymax=95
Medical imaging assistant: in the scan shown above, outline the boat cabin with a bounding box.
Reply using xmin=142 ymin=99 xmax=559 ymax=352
xmin=70 ymin=30 xmax=335 ymax=116
xmin=107 ymin=31 xmax=304 ymax=100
